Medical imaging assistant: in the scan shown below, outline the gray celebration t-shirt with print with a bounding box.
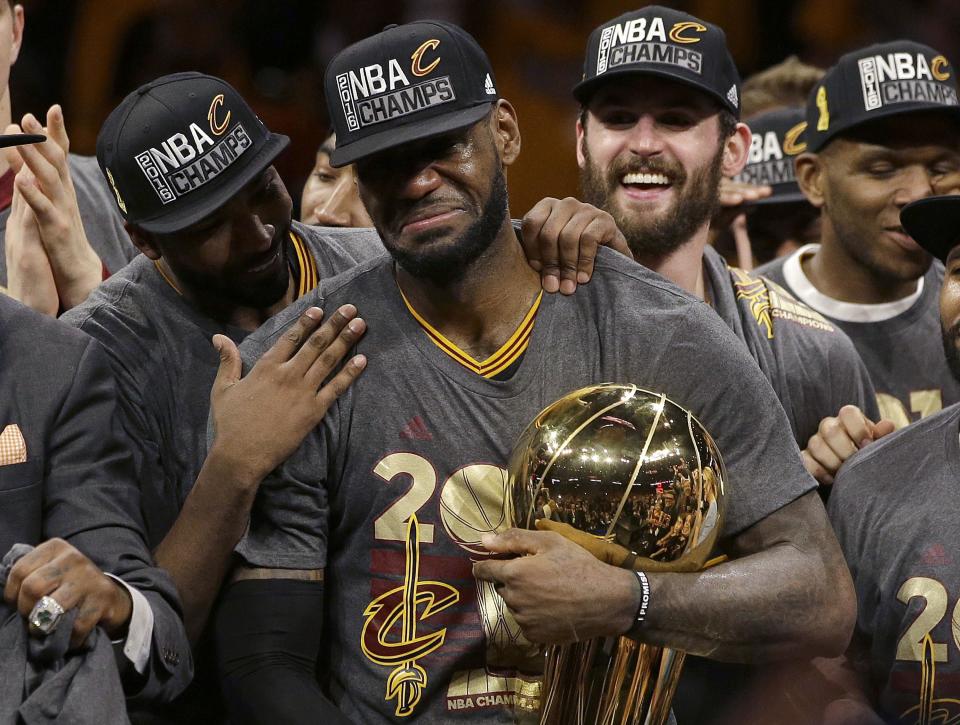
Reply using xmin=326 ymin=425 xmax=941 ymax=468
xmin=829 ymin=404 xmax=960 ymax=722
xmin=704 ymin=246 xmax=878 ymax=445
xmin=235 ymin=247 xmax=817 ymax=724
xmin=61 ymin=223 xmax=380 ymax=721
xmin=62 ymin=222 xmax=380 ymax=547
xmin=758 ymin=246 xmax=960 ymax=428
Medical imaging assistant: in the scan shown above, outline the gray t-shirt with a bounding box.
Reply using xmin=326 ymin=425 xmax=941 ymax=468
xmin=61 ymin=223 xmax=379 ymax=722
xmin=236 ymin=248 xmax=816 ymax=724
xmin=61 ymin=222 xmax=379 ymax=547
xmin=757 ymin=248 xmax=960 ymax=428
xmin=672 ymin=248 xmax=880 ymax=725
xmin=828 ymin=403 xmax=960 ymax=722
xmin=705 ymin=246 xmax=878 ymax=445
xmin=0 ymin=154 xmax=137 ymax=288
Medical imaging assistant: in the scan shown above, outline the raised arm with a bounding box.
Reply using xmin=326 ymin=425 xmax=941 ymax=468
xmin=6 ymin=107 xmax=104 ymax=311
xmin=154 ymin=305 xmax=366 ymax=642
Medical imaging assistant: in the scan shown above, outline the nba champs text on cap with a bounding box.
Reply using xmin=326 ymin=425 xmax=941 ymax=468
xmin=734 ymin=107 xmax=809 ymax=206
xmin=325 ymin=20 xmax=499 ymax=167
xmin=806 ymin=41 xmax=960 ymax=152
xmin=97 ymin=71 xmax=290 ymax=234
xmin=573 ymin=5 xmax=741 ymax=116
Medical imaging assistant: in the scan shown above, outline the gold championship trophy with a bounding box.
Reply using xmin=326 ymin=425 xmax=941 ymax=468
xmin=507 ymin=384 xmax=727 ymax=725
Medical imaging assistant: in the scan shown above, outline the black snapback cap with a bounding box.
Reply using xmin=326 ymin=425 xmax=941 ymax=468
xmin=734 ymin=107 xmax=809 ymax=207
xmin=805 ymin=41 xmax=960 ymax=152
xmin=573 ymin=6 xmax=741 ymax=117
xmin=901 ymin=195 xmax=960 ymax=262
xmin=325 ymin=21 xmax=499 ymax=167
xmin=96 ymin=71 xmax=290 ymax=234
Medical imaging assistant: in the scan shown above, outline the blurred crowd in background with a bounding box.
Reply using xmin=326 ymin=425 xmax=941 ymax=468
xmin=13 ymin=0 xmax=960 ymax=219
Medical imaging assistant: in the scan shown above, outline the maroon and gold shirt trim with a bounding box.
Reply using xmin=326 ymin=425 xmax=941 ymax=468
xmin=288 ymin=230 xmax=319 ymax=299
xmin=399 ymin=287 xmax=543 ymax=379
xmin=153 ymin=229 xmax=318 ymax=301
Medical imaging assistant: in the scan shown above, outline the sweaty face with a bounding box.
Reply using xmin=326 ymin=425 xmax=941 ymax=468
xmin=152 ymin=166 xmax=294 ymax=308
xmin=818 ymin=114 xmax=960 ymax=283
xmin=355 ymin=119 xmax=509 ymax=284
xmin=300 ymin=134 xmax=373 ymax=227
xmin=577 ymin=77 xmax=726 ymax=259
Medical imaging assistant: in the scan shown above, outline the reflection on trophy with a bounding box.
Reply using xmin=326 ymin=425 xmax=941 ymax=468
xmin=507 ymin=383 xmax=727 ymax=725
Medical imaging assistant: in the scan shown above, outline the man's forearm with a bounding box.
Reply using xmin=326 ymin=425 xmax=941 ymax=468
xmin=154 ymin=450 xmax=258 ymax=642
xmin=629 ymin=493 xmax=856 ymax=662
xmin=477 ymin=494 xmax=855 ymax=661
xmin=636 ymin=544 xmax=840 ymax=661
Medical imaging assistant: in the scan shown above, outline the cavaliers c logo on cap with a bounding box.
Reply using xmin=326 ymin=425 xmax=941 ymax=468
xmin=207 ymin=94 xmax=231 ymax=137
xmin=411 ymin=39 xmax=441 ymax=77
xmin=932 ymin=55 xmax=951 ymax=81
xmin=783 ymin=121 xmax=807 ymax=155
xmin=668 ymin=21 xmax=706 ymax=44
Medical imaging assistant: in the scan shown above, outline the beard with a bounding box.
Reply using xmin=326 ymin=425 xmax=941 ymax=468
xmin=942 ymin=320 xmax=960 ymax=385
xmin=578 ymin=141 xmax=724 ymax=260
xmin=381 ymin=167 xmax=508 ymax=285
xmin=175 ymin=232 xmax=291 ymax=310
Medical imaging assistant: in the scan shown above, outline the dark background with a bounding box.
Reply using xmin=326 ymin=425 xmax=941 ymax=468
xmin=12 ymin=0 xmax=960 ymax=217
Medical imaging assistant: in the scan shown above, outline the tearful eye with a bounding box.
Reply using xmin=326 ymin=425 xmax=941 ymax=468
xmin=600 ymin=111 xmax=636 ymax=127
xmin=659 ymin=114 xmax=693 ymax=128
xmin=932 ymin=161 xmax=960 ymax=176
xmin=866 ymin=164 xmax=895 ymax=177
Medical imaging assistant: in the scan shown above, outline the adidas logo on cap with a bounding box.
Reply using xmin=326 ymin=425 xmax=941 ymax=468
xmin=484 ymin=73 xmax=496 ymax=95
xmin=727 ymin=84 xmax=739 ymax=108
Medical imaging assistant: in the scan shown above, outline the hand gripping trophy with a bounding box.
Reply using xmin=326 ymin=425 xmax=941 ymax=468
xmin=508 ymin=384 xmax=727 ymax=725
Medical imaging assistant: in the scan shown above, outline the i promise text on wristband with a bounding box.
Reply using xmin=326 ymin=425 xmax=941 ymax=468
xmin=632 ymin=570 xmax=650 ymax=628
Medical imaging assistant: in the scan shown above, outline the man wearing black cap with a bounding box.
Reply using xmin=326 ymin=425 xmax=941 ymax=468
xmin=719 ymin=107 xmax=821 ymax=266
xmin=60 ymin=68 xmax=627 ymax=720
xmin=57 ymin=71 xmax=383 ymax=721
xmin=817 ymin=193 xmax=960 ymax=722
xmin=756 ymin=41 xmax=960 ymax=431
xmin=566 ymin=10 xmax=880 ymax=723
xmin=713 ymin=57 xmax=826 ymax=269
xmin=219 ymin=20 xmax=854 ymax=723
xmin=64 ymin=68 xmax=378 ymax=617
xmin=570 ymin=6 xmax=879 ymax=487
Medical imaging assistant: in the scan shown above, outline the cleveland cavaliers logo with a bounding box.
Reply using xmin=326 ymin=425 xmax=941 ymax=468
xmin=411 ymin=39 xmax=441 ymax=77
xmin=783 ymin=121 xmax=808 ymax=155
xmin=361 ymin=516 xmax=459 ymax=717
xmin=932 ymin=55 xmax=951 ymax=81
xmin=668 ymin=21 xmax=706 ymax=44
xmin=731 ymin=268 xmax=774 ymax=340
xmin=207 ymin=94 xmax=231 ymax=136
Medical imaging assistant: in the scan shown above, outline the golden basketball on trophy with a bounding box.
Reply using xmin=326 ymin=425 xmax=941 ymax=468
xmin=507 ymin=383 xmax=728 ymax=725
